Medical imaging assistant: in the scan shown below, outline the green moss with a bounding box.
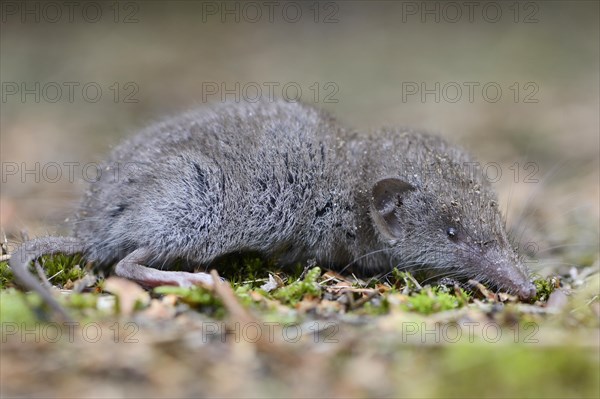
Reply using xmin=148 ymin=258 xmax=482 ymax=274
xmin=154 ymin=285 xmax=226 ymax=318
xmin=207 ymin=252 xmax=275 ymax=288
xmin=390 ymin=269 xmax=420 ymax=291
xmin=272 ymin=267 xmax=322 ymax=306
xmin=534 ymin=277 xmax=557 ymax=302
xmin=432 ymin=345 xmax=600 ymax=398
xmin=402 ymin=287 xmax=468 ymax=315
xmin=66 ymin=292 xmax=98 ymax=310
xmin=37 ymin=254 xmax=86 ymax=286
xmin=0 ymin=289 xmax=40 ymax=324
xmin=361 ymin=296 xmax=391 ymax=315
xmin=0 ymin=261 xmax=13 ymax=289
xmin=233 ymin=284 xmax=265 ymax=308
xmin=1 ymin=253 xmax=88 ymax=291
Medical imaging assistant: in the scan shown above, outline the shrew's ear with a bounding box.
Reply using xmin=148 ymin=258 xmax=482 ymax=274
xmin=371 ymin=178 xmax=415 ymax=239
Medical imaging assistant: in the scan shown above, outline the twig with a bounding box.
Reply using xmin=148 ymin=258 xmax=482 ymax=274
xmin=209 ymin=270 xmax=299 ymax=366
xmin=210 ymin=270 xmax=254 ymax=324
xmin=349 ymin=290 xmax=380 ymax=310
xmin=35 ymin=262 xmax=53 ymax=290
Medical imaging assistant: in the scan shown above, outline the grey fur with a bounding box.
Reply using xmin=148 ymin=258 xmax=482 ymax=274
xmin=11 ymin=99 xmax=535 ymax=318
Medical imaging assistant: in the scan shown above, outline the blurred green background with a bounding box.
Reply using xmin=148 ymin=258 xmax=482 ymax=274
xmin=1 ymin=0 xmax=598 ymax=273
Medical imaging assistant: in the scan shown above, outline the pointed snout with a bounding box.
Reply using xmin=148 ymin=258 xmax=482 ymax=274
xmin=494 ymin=267 xmax=537 ymax=301
xmin=474 ymin=248 xmax=537 ymax=301
xmin=516 ymin=282 xmax=537 ymax=301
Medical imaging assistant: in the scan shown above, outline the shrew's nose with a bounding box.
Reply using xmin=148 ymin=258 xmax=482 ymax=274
xmin=518 ymin=282 xmax=537 ymax=301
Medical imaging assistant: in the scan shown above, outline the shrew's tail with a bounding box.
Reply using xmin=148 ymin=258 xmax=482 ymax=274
xmin=9 ymin=237 xmax=84 ymax=321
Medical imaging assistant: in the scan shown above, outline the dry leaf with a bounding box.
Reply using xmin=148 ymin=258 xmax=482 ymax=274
xmin=103 ymin=277 xmax=150 ymax=316
xmin=260 ymin=273 xmax=283 ymax=292
xmin=497 ymin=292 xmax=518 ymax=302
xmin=142 ymin=298 xmax=177 ymax=319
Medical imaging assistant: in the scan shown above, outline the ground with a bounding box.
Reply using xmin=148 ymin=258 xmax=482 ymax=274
xmin=0 ymin=247 xmax=598 ymax=398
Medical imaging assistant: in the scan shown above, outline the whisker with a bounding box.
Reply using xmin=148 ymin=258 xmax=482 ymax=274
xmin=509 ymin=159 xmax=568 ymax=235
xmin=338 ymin=247 xmax=394 ymax=275
xmin=536 ymin=243 xmax=598 ymax=254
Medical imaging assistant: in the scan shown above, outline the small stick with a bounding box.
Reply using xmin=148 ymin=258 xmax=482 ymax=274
xmin=210 ymin=270 xmax=299 ymax=366
xmin=210 ymin=270 xmax=254 ymax=325
xmin=349 ymin=290 xmax=380 ymax=310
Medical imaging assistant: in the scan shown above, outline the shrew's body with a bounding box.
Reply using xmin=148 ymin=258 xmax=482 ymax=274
xmin=10 ymin=99 xmax=536 ymax=319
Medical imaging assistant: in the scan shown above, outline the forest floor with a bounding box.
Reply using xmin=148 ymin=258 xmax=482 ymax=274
xmin=1 ymin=235 xmax=598 ymax=398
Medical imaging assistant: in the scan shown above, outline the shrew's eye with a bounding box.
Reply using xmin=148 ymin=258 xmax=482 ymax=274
xmin=446 ymin=227 xmax=458 ymax=239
